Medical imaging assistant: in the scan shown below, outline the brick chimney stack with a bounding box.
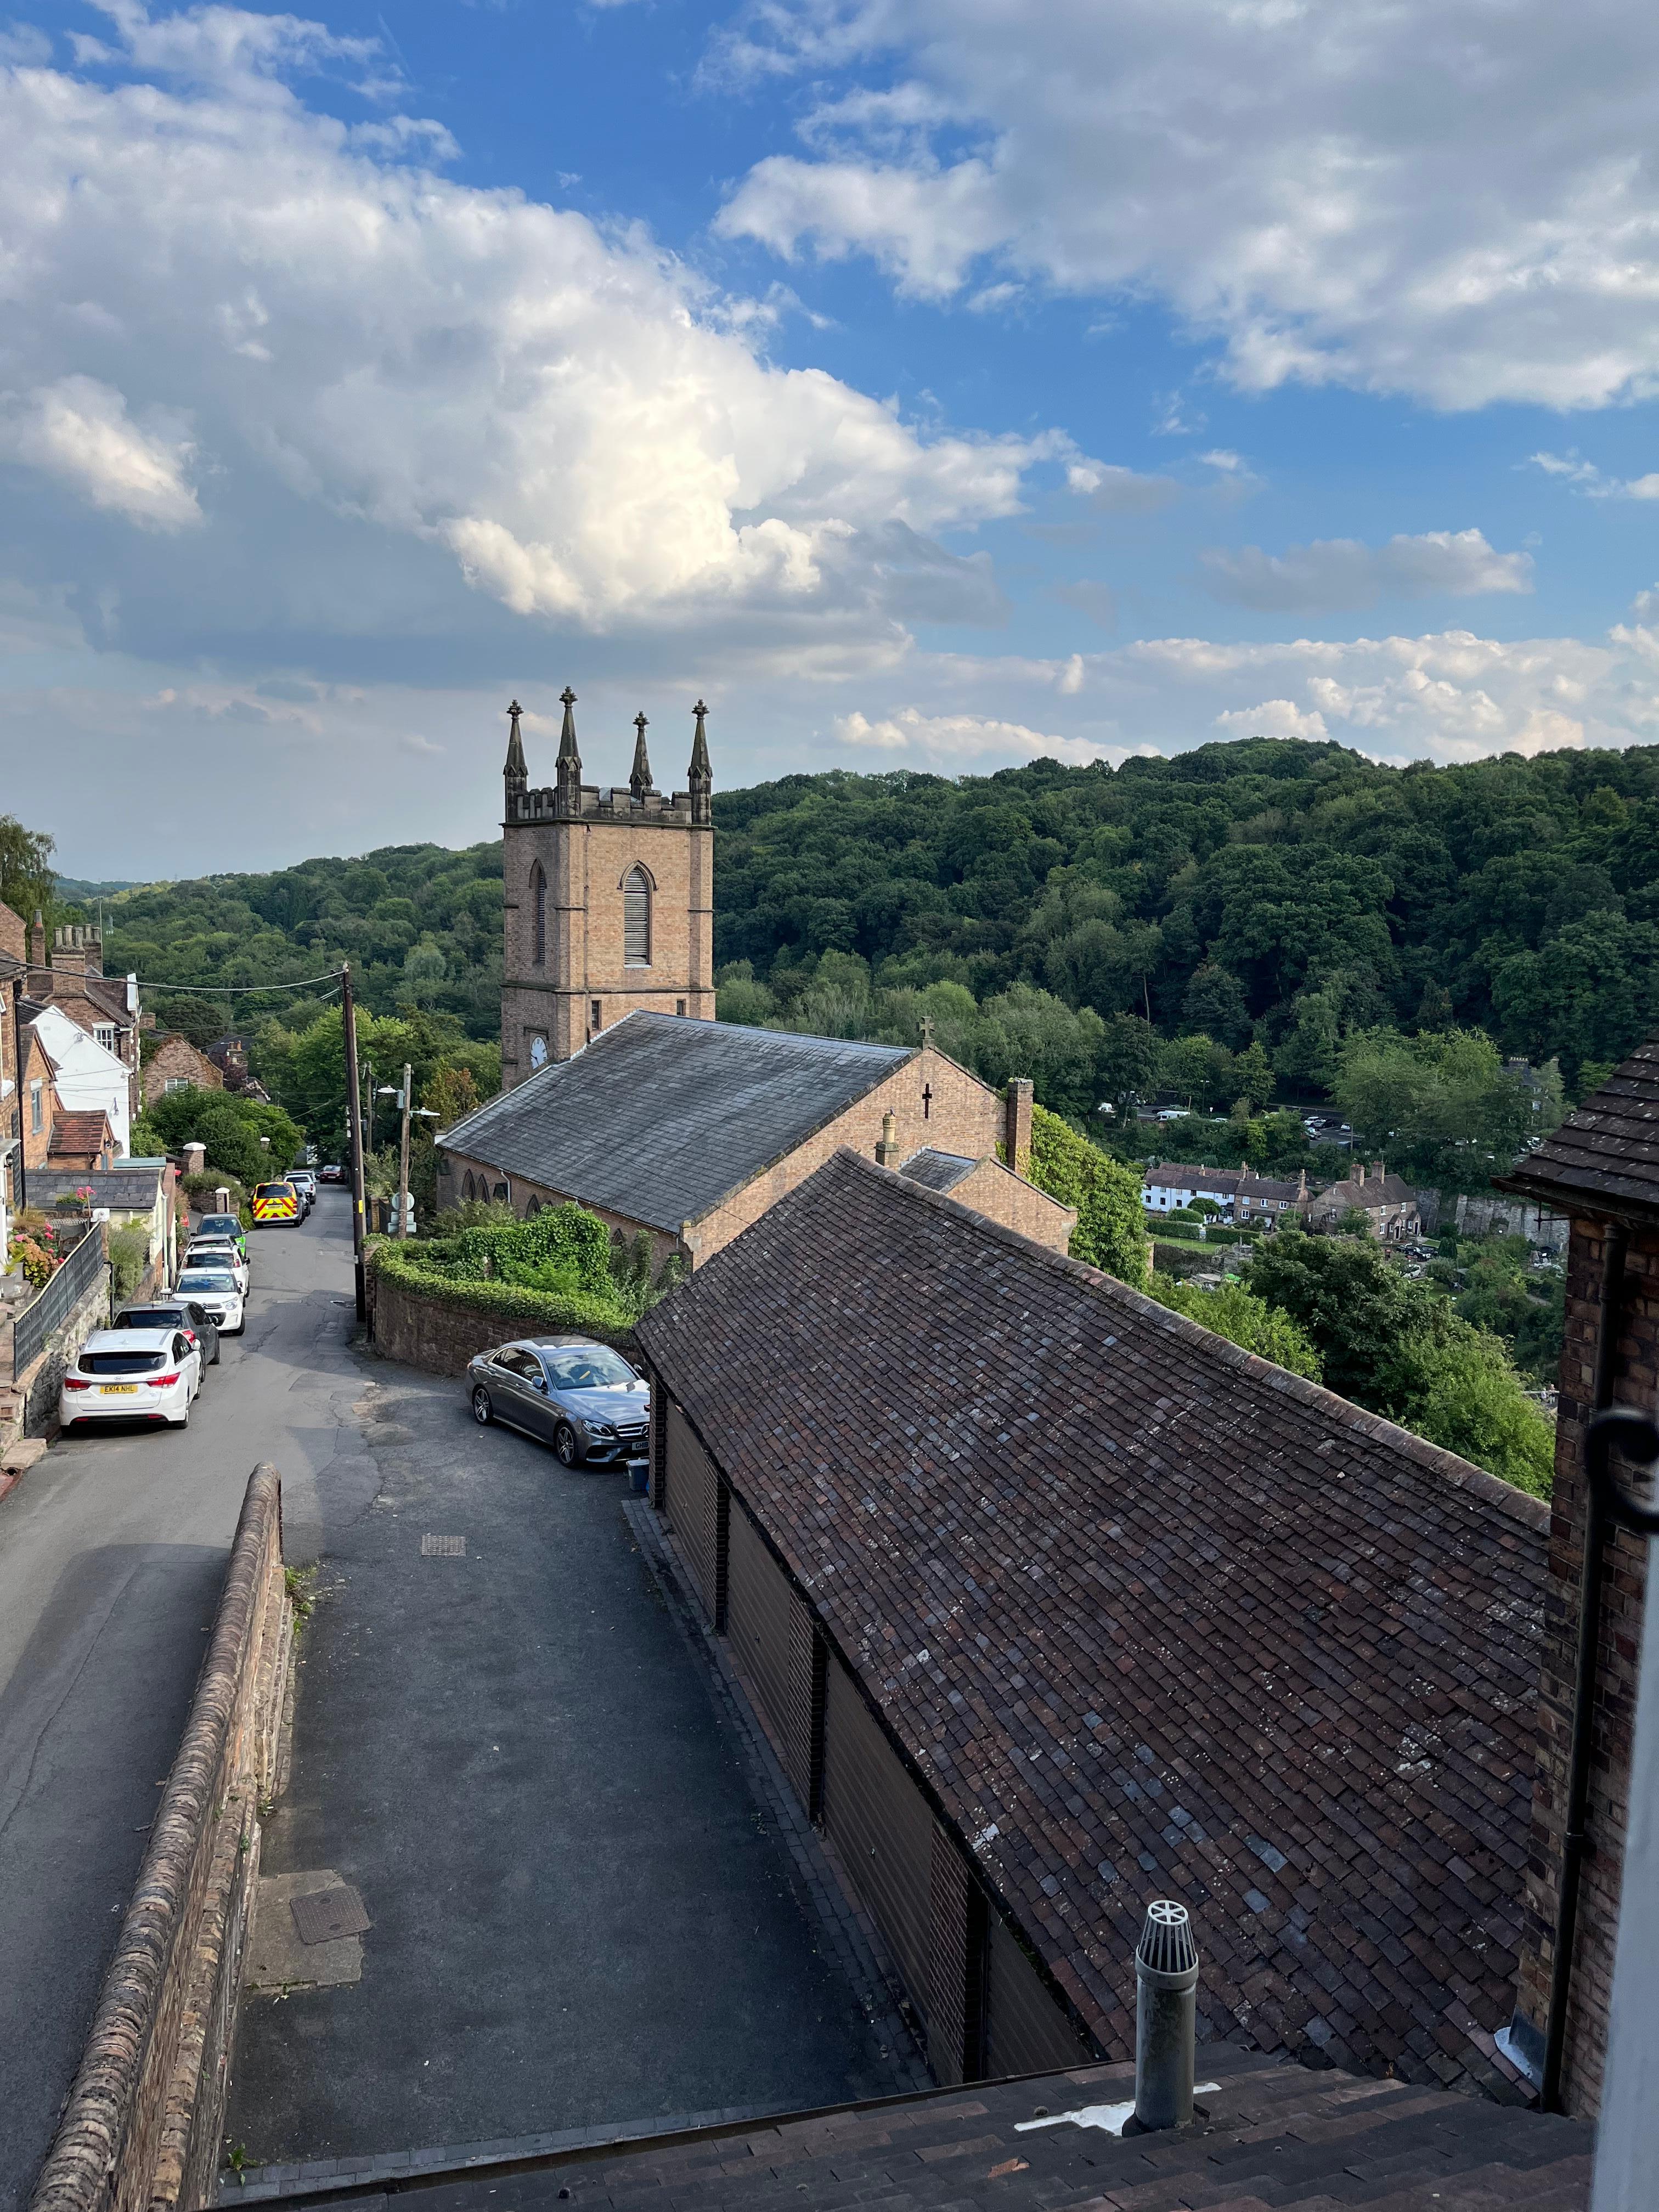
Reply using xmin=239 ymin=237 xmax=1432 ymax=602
xmin=1005 ymin=1078 xmax=1034 ymax=1179
xmin=51 ymin=924 xmax=88 ymax=979
xmin=875 ymin=1111 xmax=901 ymax=1169
xmin=29 ymin=909 xmax=44 ymax=969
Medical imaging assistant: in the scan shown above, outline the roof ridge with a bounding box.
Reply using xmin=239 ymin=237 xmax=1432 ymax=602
xmin=818 ymin=1147 xmax=1548 ymax=1534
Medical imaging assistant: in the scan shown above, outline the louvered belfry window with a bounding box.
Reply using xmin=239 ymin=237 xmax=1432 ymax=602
xmin=623 ymin=866 xmax=651 ymax=967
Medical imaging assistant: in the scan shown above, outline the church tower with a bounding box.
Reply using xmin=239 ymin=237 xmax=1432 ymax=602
xmin=499 ymin=692 xmax=715 ymax=1087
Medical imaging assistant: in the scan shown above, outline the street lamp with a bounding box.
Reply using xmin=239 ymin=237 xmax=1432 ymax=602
xmin=376 ymin=1068 xmax=439 ymax=1236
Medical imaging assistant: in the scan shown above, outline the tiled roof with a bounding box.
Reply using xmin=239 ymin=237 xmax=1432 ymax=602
xmin=48 ymin=1110 xmax=114 ymax=1158
xmin=25 ymin=1165 xmax=165 ymax=1209
xmin=227 ymin=2047 xmax=1591 ymax=2210
xmin=637 ymin=1150 xmax=1548 ymax=2094
xmin=439 ymin=1014 xmax=915 ymax=1233
xmin=1312 ymin=1172 xmax=1418 ymax=1211
xmin=1144 ymin=1163 xmax=1243 ymax=1188
xmin=1237 ymin=1173 xmax=1304 ymax=1203
xmin=898 ymin=1147 xmax=978 ymax=1194
xmin=1497 ymin=1036 xmax=1659 ymax=1222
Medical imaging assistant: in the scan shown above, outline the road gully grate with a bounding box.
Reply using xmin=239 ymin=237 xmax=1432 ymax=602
xmin=290 ymin=1884 xmax=373 ymax=1945
xmin=420 ymin=1533 xmax=466 ymax=1556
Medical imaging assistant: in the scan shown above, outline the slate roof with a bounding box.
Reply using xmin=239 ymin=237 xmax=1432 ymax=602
xmin=637 ymin=1150 xmax=1549 ymax=2096
xmin=1497 ymin=1035 xmax=1659 ymax=1224
xmin=24 ymin=1164 xmax=166 ymax=1210
xmin=438 ymin=1014 xmax=916 ymax=1233
xmin=225 ymin=2048 xmax=1591 ymax=2210
xmin=898 ymin=1147 xmax=978 ymax=1194
xmin=1311 ymin=1170 xmax=1418 ymax=1214
xmin=1144 ymin=1163 xmax=1243 ymax=1190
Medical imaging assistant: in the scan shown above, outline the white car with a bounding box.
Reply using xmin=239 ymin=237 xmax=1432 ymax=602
xmin=174 ymin=1262 xmax=247 ymax=1336
xmin=185 ymin=1239 xmax=250 ymax=1294
xmin=61 ymin=1327 xmax=202 ymax=1431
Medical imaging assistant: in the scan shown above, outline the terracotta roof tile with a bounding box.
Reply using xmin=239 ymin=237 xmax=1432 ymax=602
xmin=637 ymin=1151 xmax=1547 ymax=2092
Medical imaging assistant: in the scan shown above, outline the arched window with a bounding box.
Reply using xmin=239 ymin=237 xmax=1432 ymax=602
xmin=525 ymin=1197 xmax=542 ymax=1218
xmin=530 ymin=861 xmax=547 ymax=967
xmin=623 ymin=865 xmax=651 ymax=967
xmin=462 ymin=1171 xmax=476 ymax=1201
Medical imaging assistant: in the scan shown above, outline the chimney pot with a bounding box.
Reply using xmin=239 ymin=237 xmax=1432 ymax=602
xmin=876 ymin=1110 xmax=901 ymax=1169
xmin=1005 ymin=1076 xmax=1034 ymax=1178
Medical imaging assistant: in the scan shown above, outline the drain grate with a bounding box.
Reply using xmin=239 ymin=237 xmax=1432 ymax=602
xmin=291 ymin=1883 xmax=372 ymax=1945
xmin=421 ymin=1533 xmax=466 ymax=1556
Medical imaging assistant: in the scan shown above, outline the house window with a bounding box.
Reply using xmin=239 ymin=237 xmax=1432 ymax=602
xmin=94 ymin=1024 xmax=116 ymax=1052
xmin=30 ymin=1080 xmax=43 ymax=1134
xmin=623 ymin=866 xmax=651 ymax=967
xmin=590 ymin=999 xmax=602 ymax=1034
xmin=676 ymin=998 xmax=686 ymax=1017
xmin=530 ymin=861 xmax=546 ymax=967
xmin=165 ymin=1076 xmax=190 ymax=1094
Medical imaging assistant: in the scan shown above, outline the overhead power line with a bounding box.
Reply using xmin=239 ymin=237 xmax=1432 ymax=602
xmin=131 ymin=971 xmax=346 ymax=996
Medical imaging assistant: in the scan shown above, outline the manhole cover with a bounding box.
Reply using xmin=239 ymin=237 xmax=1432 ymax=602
xmin=421 ymin=1533 xmax=466 ymax=1557
xmin=291 ymin=1884 xmax=371 ymax=1946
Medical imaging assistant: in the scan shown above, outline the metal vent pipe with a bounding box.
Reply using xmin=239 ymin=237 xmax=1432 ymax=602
xmin=1134 ymin=1899 xmax=1199 ymax=2130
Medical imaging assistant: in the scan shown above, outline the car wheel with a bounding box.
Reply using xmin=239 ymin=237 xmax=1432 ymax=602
xmin=471 ymin=1385 xmax=493 ymax=1425
xmin=553 ymin=1421 xmax=582 ymax=1467
xmin=211 ymin=1345 xmax=221 ymax=1365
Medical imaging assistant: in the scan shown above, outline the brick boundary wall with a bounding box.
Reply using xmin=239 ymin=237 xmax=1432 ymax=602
xmin=30 ymin=1464 xmax=293 ymax=2212
xmin=366 ymin=1259 xmax=638 ymax=1377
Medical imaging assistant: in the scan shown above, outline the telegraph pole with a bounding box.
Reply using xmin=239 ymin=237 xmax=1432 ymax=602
xmin=341 ymin=964 xmax=366 ymax=1321
xmin=397 ymin=1061 xmax=413 ymax=1239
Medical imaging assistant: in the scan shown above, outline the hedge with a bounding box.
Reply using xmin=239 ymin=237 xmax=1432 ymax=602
xmin=368 ymin=1237 xmax=637 ymax=1340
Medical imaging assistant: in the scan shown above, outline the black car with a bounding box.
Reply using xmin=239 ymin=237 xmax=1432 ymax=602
xmin=115 ymin=1297 xmax=222 ymax=1367
xmin=467 ymin=1336 xmax=650 ymax=1466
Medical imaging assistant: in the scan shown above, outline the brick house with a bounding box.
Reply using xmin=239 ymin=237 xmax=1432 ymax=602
xmin=895 ymin=1138 xmax=1076 ymax=1255
xmin=22 ymin=917 xmax=143 ymax=1126
xmin=46 ymin=1109 xmax=117 ymax=1171
xmin=635 ymin=1146 xmax=1548 ymax=2096
xmin=143 ymin=1032 xmax=225 ymax=1107
xmin=1306 ymin=1160 xmax=1421 ymax=1241
xmin=1494 ymin=1039 xmax=1659 ymax=2117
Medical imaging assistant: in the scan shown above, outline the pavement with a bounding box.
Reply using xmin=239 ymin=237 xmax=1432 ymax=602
xmin=224 ymin=1324 xmax=911 ymax=2176
xmin=0 ymin=1196 xmax=366 ymax=2212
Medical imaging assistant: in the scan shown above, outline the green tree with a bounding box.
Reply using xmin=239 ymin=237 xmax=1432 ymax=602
xmin=976 ymin=985 xmax=1105 ymax=1120
xmin=715 ymin=961 xmax=780 ymax=1027
xmin=145 ymin=994 xmax=230 ymax=1049
xmin=1025 ymin=1102 xmax=1148 ymax=1287
xmin=1147 ymin=1273 xmax=1322 ymax=1379
xmin=0 ymin=813 xmax=55 ymax=924
xmin=1158 ymin=1032 xmax=1234 ymax=1111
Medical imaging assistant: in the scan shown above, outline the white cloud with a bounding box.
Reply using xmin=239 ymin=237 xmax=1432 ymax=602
xmin=0 ymin=7 xmax=1082 ymax=647
xmin=1213 ymin=699 xmax=1329 ymax=741
xmin=1066 ymin=460 xmax=1178 ymax=514
xmin=1530 ymin=451 xmax=1659 ymax=500
xmin=714 ymin=0 xmax=1659 ymax=410
xmin=0 ymin=376 xmax=202 ymax=529
xmin=1199 ymin=530 xmax=1533 ymax=612
xmin=832 ymin=703 xmax=1120 ymax=768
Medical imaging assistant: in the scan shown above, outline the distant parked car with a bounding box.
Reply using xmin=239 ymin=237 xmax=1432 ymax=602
xmin=286 ymin=1170 xmax=318 ymax=1214
xmin=196 ymin=1211 xmax=247 ymax=1258
xmin=174 ymin=1263 xmax=246 ymax=1336
xmin=251 ymin=1180 xmax=301 ymax=1226
xmin=116 ymin=1296 xmax=221 ymax=1367
xmin=185 ymin=1239 xmax=250 ymax=1294
xmin=1156 ymin=1106 xmax=1192 ymax=1121
xmin=318 ymin=1164 xmax=345 ymax=1185
xmin=466 ymin=1336 xmax=650 ymax=1468
xmin=61 ymin=1328 xmax=202 ymax=1431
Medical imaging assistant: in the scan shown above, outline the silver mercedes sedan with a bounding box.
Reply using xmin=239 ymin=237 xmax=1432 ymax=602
xmin=466 ymin=1335 xmax=650 ymax=1468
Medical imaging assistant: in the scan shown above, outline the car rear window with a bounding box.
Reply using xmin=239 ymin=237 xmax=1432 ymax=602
xmin=82 ymin=1351 xmax=166 ymax=1375
xmin=119 ymin=1308 xmax=183 ymax=1329
xmin=255 ymin=1183 xmax=295 ymax=1199
xmin=178 ymin=1271 xmax=236 ymax=1293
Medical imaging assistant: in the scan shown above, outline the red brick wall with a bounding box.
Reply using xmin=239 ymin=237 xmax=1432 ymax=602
xmin=1513 ymin=1214 xmax=1656 ymax=2117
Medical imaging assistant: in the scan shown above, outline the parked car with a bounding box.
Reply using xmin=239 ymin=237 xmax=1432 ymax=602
xmin=286 ymin=1170 xmax=318 ymax=1213
xmin=115 ymin=1296 xmax=221 ymax=1367
xmin=318 ymin=1163 xmax=345 ymax=1185
xmin=173 ymin=1262 xmax=247 ymax=1336
xmin=466 ymin=1336 xmax=650 ymax=1467
xmin=185 ymin=1238 xmax=250 ymax=1294
xmin=60 ymin=1327 xmax=202 ymax=1430
xmin=196 ymin=1210 xmax=247 ymax=1257
xmin=251 ymin=1178 xmax=301 ymax=1226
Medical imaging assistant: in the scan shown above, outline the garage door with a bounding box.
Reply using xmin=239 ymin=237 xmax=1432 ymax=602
xmin=727 ymin=1506 xmax=795 ymax=1747
xmin=664 ymin=1403 xmax=724 ymax=1625
xmin=823 ymin=1658 xmax=935 ymax=2021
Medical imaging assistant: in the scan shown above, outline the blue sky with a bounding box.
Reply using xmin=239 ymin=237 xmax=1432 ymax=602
xmin=4 ymin=0 xmax=1659 ymax=871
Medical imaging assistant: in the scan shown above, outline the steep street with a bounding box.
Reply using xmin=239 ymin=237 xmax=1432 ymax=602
xmin=0 ymin=1198 xmax=369 ymax=2210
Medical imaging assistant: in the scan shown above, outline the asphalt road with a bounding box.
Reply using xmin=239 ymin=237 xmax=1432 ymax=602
xmin=0 ymin=1195 xmax=365 ymax=2212
xmin=224 ymin=1319 xmax=906 ymax=2172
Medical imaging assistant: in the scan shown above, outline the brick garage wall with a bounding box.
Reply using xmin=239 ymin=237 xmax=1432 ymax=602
xmin=1513 ymin=1214 xmax=1657 ymax=2118
xmin=366 ymin=1256 xmax=637 ymax=1377
xmin=688 ymin=1047 xmax=1001 ymax=1267
xmin=31 ymin=1464 xmax=292 ymax=2212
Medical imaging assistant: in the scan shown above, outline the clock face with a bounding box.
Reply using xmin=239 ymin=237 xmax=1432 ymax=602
xmin=529 ymin=1035 xmax=548 ymax=1069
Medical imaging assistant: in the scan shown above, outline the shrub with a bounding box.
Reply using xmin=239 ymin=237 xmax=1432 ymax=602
xmin=1147 ymin=1272 xmax=1323 ymax=1381
xmin=1024 ymin=1101 xmax=1148 ymax=1288
xmin=108 ymin=1226 xmax=151 ymax=1302
xmin=375 ymin=1200 xmax=680 ymax=1338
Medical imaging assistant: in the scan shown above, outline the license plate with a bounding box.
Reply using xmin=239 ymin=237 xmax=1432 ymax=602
xmin=101 ymin=1384 xmax=139 ymax=1394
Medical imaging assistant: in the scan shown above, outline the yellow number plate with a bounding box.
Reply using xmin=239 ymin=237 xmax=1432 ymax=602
xmin=101 ymin=1384 xmax=139 ymax=1394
